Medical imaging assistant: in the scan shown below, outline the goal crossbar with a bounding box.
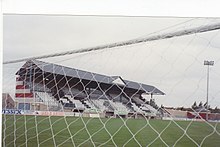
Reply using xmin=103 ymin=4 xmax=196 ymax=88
xmin=3 ymin=22 xmax=220 ymax=65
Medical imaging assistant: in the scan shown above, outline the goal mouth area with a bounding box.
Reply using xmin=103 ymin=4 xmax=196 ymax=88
xmin=3 ymin=16 xmax=220 ymax=147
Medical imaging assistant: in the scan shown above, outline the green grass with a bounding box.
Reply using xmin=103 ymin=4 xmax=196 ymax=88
xmin=2 ymin=115 xmax=220 ymax=147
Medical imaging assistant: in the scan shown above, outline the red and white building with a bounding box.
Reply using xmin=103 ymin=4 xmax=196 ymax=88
xmin=15 ymin=76 xmax=34 ymax=110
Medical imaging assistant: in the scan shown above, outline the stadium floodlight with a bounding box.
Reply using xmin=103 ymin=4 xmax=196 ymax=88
xmin=204 ymin=60 xmax=214 ymax=121
xmin=204 ymin=60 xmax=214 ymax=66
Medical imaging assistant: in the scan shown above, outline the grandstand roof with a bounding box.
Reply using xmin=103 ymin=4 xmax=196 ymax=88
xmin=16 ymin=60 xmax=165 ymax=95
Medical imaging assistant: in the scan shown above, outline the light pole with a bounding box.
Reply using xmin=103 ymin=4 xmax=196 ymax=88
xmin=204 ymin=60 xmax=214 ymax=121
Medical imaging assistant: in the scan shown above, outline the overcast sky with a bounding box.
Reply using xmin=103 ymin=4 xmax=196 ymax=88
xmin=2 ymin=0 xmax=220 ymax=108
xmin=3 ymin=14 xmax=220 ymax=108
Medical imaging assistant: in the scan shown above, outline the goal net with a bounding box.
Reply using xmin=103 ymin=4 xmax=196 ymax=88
xmin=2 ymin=16 xmax=220 ymax=147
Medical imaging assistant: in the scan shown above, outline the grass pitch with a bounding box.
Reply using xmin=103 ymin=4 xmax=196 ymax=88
xmin=2 ymin=115 xmax=220 ymax=147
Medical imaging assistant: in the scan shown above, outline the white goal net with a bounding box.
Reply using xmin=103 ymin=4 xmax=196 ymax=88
xmin=2 ymin=15 xmax=220 ymax=147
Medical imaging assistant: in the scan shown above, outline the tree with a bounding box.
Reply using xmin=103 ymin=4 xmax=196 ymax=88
xmin=192 ymin=101 xmax=197 ymax=109
xmin=203 ymin=102 xmax=207 ymax=108
xmin=212 ymin=107 xmax=219 ymax=113
xmin=198 ymin=101 xmax=203 ymax=107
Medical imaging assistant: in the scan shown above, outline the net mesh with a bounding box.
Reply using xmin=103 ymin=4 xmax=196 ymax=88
xmin=2 ymin=16 xmax=220 ymax=147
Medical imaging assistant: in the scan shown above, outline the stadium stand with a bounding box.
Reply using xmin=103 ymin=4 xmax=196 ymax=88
xmin=14 ymin=59 xmax=165 ymax=118
xmin=36 ymin=92 xmax=59 ymax=106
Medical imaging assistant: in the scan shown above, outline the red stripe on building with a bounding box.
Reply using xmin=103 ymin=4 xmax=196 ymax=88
xmin=15 ymin=93 xmax=33 ymax=98
xmin=16 ymin=85 xmax=29 ymax=89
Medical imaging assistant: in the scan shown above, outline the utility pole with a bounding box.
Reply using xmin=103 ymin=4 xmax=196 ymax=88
xmin=204 ymin=60 xmax=214 ymax=121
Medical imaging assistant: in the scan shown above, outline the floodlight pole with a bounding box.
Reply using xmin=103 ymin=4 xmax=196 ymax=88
xmin=204 ymin=60 xmax=214 ymax=121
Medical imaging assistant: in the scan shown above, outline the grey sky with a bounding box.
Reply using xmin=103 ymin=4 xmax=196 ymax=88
xmin=3 ymin=15 xmax=220 ymax=108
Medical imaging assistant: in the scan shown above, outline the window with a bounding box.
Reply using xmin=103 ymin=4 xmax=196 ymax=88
xmin=18 ymin=103 xmax=30 ymax=110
